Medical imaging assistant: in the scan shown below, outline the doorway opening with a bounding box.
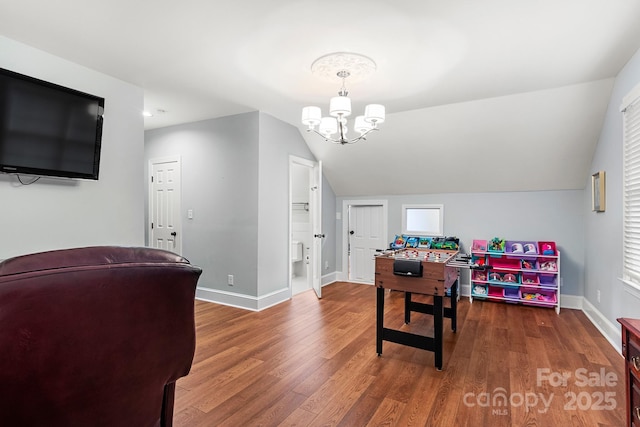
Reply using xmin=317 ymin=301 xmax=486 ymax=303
xmin=290 ymin=162 xmax=312 ymax=295
xmin=289 ymin=156 xmax=323 ymax=298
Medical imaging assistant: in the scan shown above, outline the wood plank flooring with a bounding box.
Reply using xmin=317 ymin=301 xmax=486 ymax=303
xmin=174 ymin=282 xmax=626 ymax=426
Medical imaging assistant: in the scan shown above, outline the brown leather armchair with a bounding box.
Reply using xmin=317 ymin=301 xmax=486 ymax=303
xmin=0 ymin=246 xmax=202 ymax=427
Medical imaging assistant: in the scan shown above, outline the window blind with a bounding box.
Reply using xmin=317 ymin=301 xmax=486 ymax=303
xmin=623 ymin=96 xmax=640 ymax=285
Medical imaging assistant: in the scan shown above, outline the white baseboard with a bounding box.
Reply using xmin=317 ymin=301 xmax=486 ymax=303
xmin=560 ymin=294 xmax=582 ymax=310
xmin=196 ymin=286 xmax=290 ymax=311
xmin=322 ymin=271 xmax=339 ymax=287
xmin=196 ymin=271 xmax=338 ymax=311
xmin=581 ymin=297 xmax=622 ymax=353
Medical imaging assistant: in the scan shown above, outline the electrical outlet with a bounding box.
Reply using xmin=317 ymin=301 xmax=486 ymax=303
xmin=325 ymin=261 xmax=329 ymax=270
xmin=597 ymin=289 xmax=601 ymax=303
xmin=228 ymin=274 xmax=234 ymax=286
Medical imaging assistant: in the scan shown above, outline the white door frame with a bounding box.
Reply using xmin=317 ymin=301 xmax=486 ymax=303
xmin=289 ymin=155 xmax=322 ymax=298
xmin=148 ymin=155 xmax=182 ymax=254
xmin=341 ymin=200 xmax=388 ymax=283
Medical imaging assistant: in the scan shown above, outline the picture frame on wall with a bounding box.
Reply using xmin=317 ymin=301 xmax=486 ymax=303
xmin=592 ymin=171 xmax=606 ymax=212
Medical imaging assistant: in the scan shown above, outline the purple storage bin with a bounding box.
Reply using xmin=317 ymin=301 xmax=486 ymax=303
xmin=506 ymin=241 xmax=525 ymax=256
xmin=503 ymin=287 xmax=520 ymax=302
xmin=539 ymin=274 xmax=557 ymax=288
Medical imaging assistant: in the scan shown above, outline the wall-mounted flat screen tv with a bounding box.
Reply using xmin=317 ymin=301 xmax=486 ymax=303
xmin=0 ymin=67 xmax=104 ymax=180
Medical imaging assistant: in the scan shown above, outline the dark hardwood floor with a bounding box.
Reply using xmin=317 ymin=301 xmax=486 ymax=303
xmin=174 ymin=282 xmax=626 ymax=426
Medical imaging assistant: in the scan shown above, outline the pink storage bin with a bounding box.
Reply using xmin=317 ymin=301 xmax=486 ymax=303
xmin=488 ymin=286 xmax=502 ymax=301
xmin=522 ymin=273 xmax=539 ymax=286
xmin=473 ymin=270 xmax=488 ymax=282
xmin=489 ymin=256 xmax=520 ymax=270
xmin=471 ymin=239 xmax=488 ymax=252
xmin=538 ymin=241 xmax=557 ymax=256
xmin=520 ymin=287 xmax=557 ymax=306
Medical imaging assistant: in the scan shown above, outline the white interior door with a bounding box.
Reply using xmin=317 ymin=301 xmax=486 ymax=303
xmin=149 ymin=156 xmax=182 ymax=254
xmin=349 ymin=205 xmax=385 ymax=283
xmin=311 ymin=161 xmax=323 ymax=298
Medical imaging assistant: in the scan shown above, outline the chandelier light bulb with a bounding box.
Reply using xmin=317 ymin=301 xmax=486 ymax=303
xmin=364 ymin=104 xmax=385 ymax=125
xmin=302 ymin=106 xmax=322 ymax=129
xmin=354 ymin=116 xmax=372 ymax=135
xmin=319 ymin=117 xmax=337 ymax=137
xmin=329 ymin=96 xmax=351 ymax=117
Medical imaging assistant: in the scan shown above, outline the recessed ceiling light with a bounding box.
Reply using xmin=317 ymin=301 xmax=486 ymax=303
xmin=142 ymin=110 xmax=153 ymax=117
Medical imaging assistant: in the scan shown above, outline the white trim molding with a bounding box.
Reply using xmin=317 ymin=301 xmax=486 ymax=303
xmin=196 ymin=287 xmax=290 ymax=311
xmin=197 ymin=271 xmax=338 ymax=311
xmin=581 ymin=297 xmax=622 ymax=353
xmin=621 ymin=81 xmax=640 ymax=111
xmin=620 ymin=277 xmax=640 ymax=300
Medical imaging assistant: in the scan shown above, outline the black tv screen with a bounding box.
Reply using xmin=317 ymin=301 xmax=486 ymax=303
xmin=0 ymin=67 xmax=104 ymax=180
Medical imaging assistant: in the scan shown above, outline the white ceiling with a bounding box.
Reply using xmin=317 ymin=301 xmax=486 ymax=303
xmin=1 ymin=0 xmax=640 ymax=196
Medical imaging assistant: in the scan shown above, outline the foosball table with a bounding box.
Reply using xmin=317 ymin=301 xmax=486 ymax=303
xmin=374 ymin=248 xmax=461 ymax=370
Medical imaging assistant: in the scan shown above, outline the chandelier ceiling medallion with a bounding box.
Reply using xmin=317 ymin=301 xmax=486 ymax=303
xmin=301 ymin=52 xmax=385 ymax=145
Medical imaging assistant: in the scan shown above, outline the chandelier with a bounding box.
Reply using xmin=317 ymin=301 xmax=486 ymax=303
xmin=301 ymin=52 xmax=385 ymax=145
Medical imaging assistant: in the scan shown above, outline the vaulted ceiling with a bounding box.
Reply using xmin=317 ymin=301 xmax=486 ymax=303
xmin=2 ymin=1 xmax=640 ymax=196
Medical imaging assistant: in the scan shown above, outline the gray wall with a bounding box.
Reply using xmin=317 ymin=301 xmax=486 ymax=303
xmin=0 ymin=36 xmax=145 ymax=259
xmin=144 ymin=112 xmax=337 ymax=303
xmin=337 ymin=190 xmax=585 ymax=296
xmin=257 ymin=113 xmax=337 ymax=296
xmin=586 ymin=45 xmax=640 ymax=322
xmin=145 ymin=113 xmax=260 ymax=297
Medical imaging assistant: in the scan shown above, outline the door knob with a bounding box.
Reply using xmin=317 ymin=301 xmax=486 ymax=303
xmin=170 ymin=232 xmax=177 ymax=236
xmin=350 ymin=230 xmax=355 ymax=235
xmin=314 ymin=234 xmax=325 ymax=238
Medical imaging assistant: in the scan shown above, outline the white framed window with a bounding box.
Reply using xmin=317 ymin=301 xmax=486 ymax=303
xmin=401 ymin=204 xmax=444 ymax=236
xmin=622 ymin=83 xmax=640 ymax=293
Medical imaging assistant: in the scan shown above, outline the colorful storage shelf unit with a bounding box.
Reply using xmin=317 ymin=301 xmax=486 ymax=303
xmin=470 ymin=238 xmax=560 ymax=314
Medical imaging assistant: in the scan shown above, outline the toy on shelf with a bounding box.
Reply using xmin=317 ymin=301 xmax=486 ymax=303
xmin=390 ymin=235 xmax=407 ymax=249
xmin=488 ymin=237 xmax=506 ymax=253
xmin=539 ymin=260 xmax=557 ymax=271
xmin=405 ymin=236 xmax=419 ymax=248
xmin=510 ymin=243 xmax=524 ymax=254
xmin=473 ymin=285 xmax=487 ymax=295
xmin=503 ymin=273 xmax=517 ymax=283
xmin=430 ymin=236 xmax=459 ymax=250
xmin=473 ymin=271 xmax=487 ymax=281
xmin=489 ymin=272 xmax=502 ymax=282
xmin=541 ymin=243 xmax=554 ymax=255
xmin=521 ymin=291 xmax=555 ymax=303
xmin=418 ymin=237 xmax=432 ymax=248
xmin=521 ymin=259 xmax=535 ymax=270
